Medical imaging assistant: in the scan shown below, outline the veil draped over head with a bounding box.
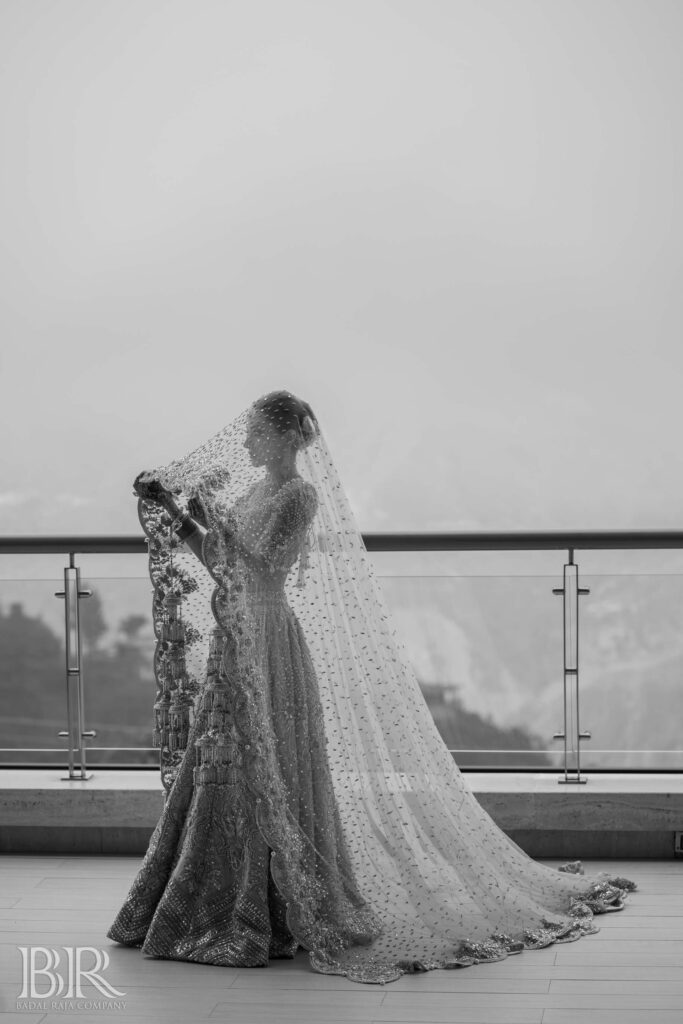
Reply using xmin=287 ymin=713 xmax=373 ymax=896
xmin=136 ymin=389 xmax=634 ymax=985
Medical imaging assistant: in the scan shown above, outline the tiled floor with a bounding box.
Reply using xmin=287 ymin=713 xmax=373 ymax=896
xmin=0 ymin=855 xmax=681 ymax=1023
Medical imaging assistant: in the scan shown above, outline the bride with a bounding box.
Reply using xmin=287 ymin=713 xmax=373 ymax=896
xmin=106 ymin=389 xmax=635 ymax=985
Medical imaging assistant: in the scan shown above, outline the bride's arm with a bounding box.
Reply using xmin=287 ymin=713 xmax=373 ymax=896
xmin=133 ymin=474 xmax=208 ymax=565
xmin=174 ymin=511 xmax=208 ymax=564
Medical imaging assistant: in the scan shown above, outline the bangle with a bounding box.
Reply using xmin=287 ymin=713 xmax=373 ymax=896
xmin=173 ymin=512 xmax=195 ymax=541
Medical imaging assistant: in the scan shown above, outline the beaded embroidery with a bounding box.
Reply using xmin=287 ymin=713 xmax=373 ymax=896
xmin=107 ymin=391 xmax=637 ymax=985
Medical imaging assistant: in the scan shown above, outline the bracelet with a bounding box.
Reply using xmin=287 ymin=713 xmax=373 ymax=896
xmin=172 ymin=512 xmax=195 ymax=541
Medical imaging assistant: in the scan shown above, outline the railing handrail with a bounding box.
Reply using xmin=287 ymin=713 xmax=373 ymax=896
xmin=3 ymin=529 xmax=683 ymax=555
xmin=3 ymin=529 xmax=683 ymax=780
xmin=0 ymin=536 xmax=149 ymax=555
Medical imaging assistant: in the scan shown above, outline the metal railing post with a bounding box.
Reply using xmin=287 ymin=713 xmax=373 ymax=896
xmin=3 ymin=529 xmax=683 ymax=773
xmin=553 ymin=549 xmax=591 ymax=783
xmin=55 ymin=554 xmax=97 ymax=780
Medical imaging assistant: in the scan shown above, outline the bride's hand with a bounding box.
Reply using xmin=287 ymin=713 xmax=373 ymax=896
xmin=187 ymin=495 xmax=209 ymax=528
xmin=133 ymin=472 xmax=176 ymax=510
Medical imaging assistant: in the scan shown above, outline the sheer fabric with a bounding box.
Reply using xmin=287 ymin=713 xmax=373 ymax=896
xmin=107 ymin=391 xmax=635 ymax=984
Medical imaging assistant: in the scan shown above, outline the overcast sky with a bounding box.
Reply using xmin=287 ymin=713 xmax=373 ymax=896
xmin=1 ymin=0 xmax=682 ymax=537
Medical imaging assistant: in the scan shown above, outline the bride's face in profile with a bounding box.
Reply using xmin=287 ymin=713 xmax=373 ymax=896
xmin=243 ymin=413 xmax=271 ymax=466
xmin=244 ymin=410 xmax=298 ymax=477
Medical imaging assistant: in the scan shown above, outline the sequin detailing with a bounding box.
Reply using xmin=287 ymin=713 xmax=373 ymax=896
xmin=108 ymin=391 xmax=637 ymax=985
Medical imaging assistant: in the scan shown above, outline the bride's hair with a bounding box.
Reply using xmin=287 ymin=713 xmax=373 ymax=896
xmin=251 ymin=389 xmax=319 ymax=450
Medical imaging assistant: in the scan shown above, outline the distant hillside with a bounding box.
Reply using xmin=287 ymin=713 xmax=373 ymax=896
xmin=382 ymin=573 xmax=683 ymax=769
xmin=420 ymin=682 xmax=551 ymax=768
xmin=2 ymin=567 xmax=682 ymax=769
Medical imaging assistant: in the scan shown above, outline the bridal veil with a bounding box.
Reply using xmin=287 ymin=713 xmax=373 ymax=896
xmin=135 ymin=389 xmax=634 ymax=985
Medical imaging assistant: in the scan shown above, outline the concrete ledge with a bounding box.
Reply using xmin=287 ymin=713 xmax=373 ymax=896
xmin=0 ymin=769 xmax=165 ymax=829
xmin=469 ymin=771 xmax=683 ymax=832
xmin=0 ymin=825 xmax=155 ymax=855
xmin=505 ymin=829 xmax=677 ymax=859
xmin=1 ymin=770 xmax=682 ymax=857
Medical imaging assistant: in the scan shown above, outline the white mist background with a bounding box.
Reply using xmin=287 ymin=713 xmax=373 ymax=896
xmin=1 ymin=0 xmax=681 ymax=536
xmin=1 ymin=0 xmax=682 ymax=760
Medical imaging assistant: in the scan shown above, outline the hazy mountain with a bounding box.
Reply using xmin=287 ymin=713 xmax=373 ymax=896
xmin=383 ymin=573 xmax=683 ymax=769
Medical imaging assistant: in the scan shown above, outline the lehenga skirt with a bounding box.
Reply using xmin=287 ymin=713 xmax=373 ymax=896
xmin=106 ymin=587 xmax=375 ymax=964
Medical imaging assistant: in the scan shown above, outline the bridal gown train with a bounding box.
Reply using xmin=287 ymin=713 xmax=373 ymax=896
xmin=108 ymin=453 xmax=635 ymax=985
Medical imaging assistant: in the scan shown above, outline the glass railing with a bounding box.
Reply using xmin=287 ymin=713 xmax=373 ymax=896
xmin=0 ymin=577 xmax=68 ymax=761
xmin=0 ymin=570 xmax=156 ymax=768
xmin=2 ymin=533 xmax=683 ymax=778
xmin=378 ymin=571 xmax=559 ymax=771
xmin=378 ymin=567 xmax=683 ymax=772
xmin=569 ymin=569 xmax=683 ymax=771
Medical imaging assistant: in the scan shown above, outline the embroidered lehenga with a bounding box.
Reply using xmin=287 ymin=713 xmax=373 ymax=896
xmin=107 ymin=473 xmax=379 ymax=967
xmin=107 ymin=391 xmax=635 ymax=985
